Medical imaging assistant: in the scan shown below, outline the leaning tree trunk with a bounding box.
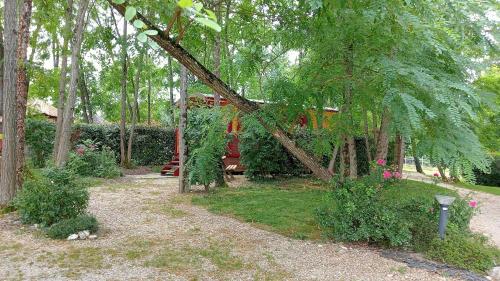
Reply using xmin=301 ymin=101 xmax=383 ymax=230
xmin=212 ymin=0 xmax=221 ymax=106
xmin=108 ymin=2 xmax=332 ymax=181
xmin=327 ymin=145 xmax=339 ymax=175
xmin=15 ymin=0 xmax=34 ymax=190
xmin=119 ymin=18 xmax=128 ymax=166
xmin=178 ymin=65 xmax=189 ymax=193
xmin=55 ymin=0 xmax=90 ymax=167
xmin=126 ymin=53 xmax=144 ymax=166
xmin=54 ymin=0 xmax=74 ymax=159
xmin=0 ymin=0 xmax=19 ymax=206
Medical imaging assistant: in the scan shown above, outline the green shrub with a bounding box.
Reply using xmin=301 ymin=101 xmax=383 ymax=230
xmin=186 ymin=108 xmax=230 ymax=188
xmin=66 ymin=140 xmax=121 ymax=178
xmin=239 ymin=115 xmax=307 ymax=179
xmin=474 ymin=155 xmax=500 ymax=187
xmin=25 ymin=118 xmax=56 ymax=167
xmin=73 ymin=123 xmax=175 ymax=166
xmin=425 ymin=226 xmax=500 ymax=274
xmin=317 ymin=167 xmax=475 ymax=248
xmin=14 ymin=167 xmax=89 ymax=226
xmin=46 ymin=215 xmax=98 ymax=239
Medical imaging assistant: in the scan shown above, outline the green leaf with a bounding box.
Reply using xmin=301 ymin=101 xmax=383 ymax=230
xmin=143 ymin=29 xmax=158 ymax=36
xmin=133 ymin=19 xmax=145 ymax=29
xmin=193 ymin=2 xmax=203 ymax=11
xmin=125 ymin=6 xmax=137 ymax=21
xmin=112 ymin=0 xmax=125 ymax=4
xmin=147 ymin=40 xmax=160 ymax=50
xmin=177 ymin=0 xmax=193 ymax=8
xmin=137 ymin=32 xmax=148 ymax=43
xmin=194 ymin=17 xmax=221 ymax=32
xmin=204 ymin=9 xmax=217 ymax=21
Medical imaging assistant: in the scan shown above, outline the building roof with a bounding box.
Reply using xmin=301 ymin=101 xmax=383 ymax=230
xmin=29 ymin=99 xmax=58 ymax=118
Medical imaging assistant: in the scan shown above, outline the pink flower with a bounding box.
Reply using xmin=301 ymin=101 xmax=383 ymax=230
xmin=433 ymin=172 xmax=440 ymax=177
xmin=393 ymin=171 xmax=402 ymax=179
xmin=468 ymin=200 xmax=477 ymax=208
xmin=76 ymin=147 xmax=85 ymax=156
xmin=383 ymin=170 xmax=392 ymax=179
xmin=376 ymin=159 xmax=386 ymax=166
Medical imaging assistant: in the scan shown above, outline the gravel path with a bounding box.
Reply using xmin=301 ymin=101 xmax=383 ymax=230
xmin=404 ymin=171 xmax=500 ymax=248
xmin=0 ymin=174 xmax=466 ymax=280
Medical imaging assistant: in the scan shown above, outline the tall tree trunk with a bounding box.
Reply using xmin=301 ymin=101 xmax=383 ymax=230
xmin=394 ymin=134 xmax=405 ymax=174
xmin=363 ymin=110 xmax=372 ymax=164
xmin=343 ymin=43 xmax=357 ymax=179
xmin=119 ymin=17 xmax=128 ymax=166
xmin=126 ymin=53 xmax=143 ymax=166
xmin=167 ymin=55 xmax=175 ymax=125
xmin=15 ymin=0 xmax=33 ymax=190
xmin=54 ymin=0 xmax=74 ymax=159
xmin=78 ymin=67 xmax=92 ymax=123
xmin=437 ymin=165 xmax=447 ymax=181
xmin=109 ymin=2 xmax=332 ymax=181
xmin=327 ymin=145 xmax=339 ymax=174
xmin=147 ymin=55 xmax=151 ymax=126
xmin=339 ymin=139 xmax=347 ymax=183
xmin=0 ymin=0 xmax=18 ymax=206
xmin=178 ymin=65 xmax=189 ymax=193
xmin=55 ymin=0 xmax=90 ymax=167
xmin=212 ymin=0 xmax=221 ymax=106
xmin=0 ymin=23 xmax=4 ymax=132
xmin=375 ymin=108 xmax=390 ymax=162
xmin=411 ymin=140 xmax=424 ymax=174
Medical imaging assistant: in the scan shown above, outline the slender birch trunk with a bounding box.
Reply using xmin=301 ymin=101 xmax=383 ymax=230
xmin=178 ymin=66 xmax=189 ymax=193
xmin=55 ymin=0 xmax=90 ymax=166
xmin=54 ymin=0 xmax=74 ymax=159
xmin=119 ymin=18 xmax=128 ymax=166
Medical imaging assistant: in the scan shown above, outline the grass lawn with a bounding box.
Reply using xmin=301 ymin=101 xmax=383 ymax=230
xmin=192 ymin=178 xmax=457 ymax=240
xmin=452 ymin=182 xmax=500 ymax=196
xmin=192 ymin=178 xmax=330 ymax=240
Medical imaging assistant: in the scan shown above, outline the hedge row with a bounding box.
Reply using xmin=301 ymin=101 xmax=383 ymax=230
xmin=474 ymin=155 xmax=500 ymax=187
xmin=26 ymin=119 xmax=175 ymax=167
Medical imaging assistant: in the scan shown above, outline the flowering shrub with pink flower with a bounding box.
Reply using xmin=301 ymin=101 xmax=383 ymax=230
xmin=67 ymin=140 xmax=121 ymax=178
xmin=368 ymin=159 xmax=403 ymax=187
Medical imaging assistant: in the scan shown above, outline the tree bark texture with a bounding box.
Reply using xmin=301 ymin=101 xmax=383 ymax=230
xmin=411 ymin=141 xmax=424 ymax=174
xmin=375 ymin=108 xmax=391 ymax=162
xmin=363 ymin=111 xmax=372 ymax=164
xmin=167 ymin=55 xmax=175 ymax=125
xmin=108 ymin=2 xmax=332 ymax=181
xmin=394 ymin=134 xmax=405 ymax=174
xmin=0 ymin=0 xmax=19 ymax=206
xmin=126 ymin=53 xmax=143 ymax=166
xmin=119 ymin=18 xmax=128 ymax=166
xmin=178 ymin=65 xmax=189 ymax=193
xmin=327 ymin=145 xmax=339 ymax=175
xmin=54 ymin=0 xmax=74 ymax=159
xmin=15 ymin=0 xmax=34 ymax=190
xmin=55 ymin=0 xmax=90 ymax=167
xmin=78 ymin=67 xmax=93 ymax=123
xmin=0 ymin=23 xmax=4 ymax=131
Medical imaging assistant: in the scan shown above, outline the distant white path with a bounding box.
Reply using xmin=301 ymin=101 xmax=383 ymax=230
xmin=405 ymin=171 xmax=500 ymax=248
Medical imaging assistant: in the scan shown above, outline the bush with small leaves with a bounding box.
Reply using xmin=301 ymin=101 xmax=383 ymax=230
xmin=46 ymin=215 xmax=98 ymax=239
xmin=14 ymin=167 xmax=89 ymax=226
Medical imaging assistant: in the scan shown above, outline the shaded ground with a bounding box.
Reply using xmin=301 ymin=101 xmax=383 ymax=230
xmin=0 ymin=174 xmax=463 ymax=280
xmin=405 ymin=171 xmax=500 ymax=248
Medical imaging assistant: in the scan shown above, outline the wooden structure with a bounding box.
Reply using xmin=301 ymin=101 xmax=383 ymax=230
xmin=160 ymin=94 xmax=337 ymax=176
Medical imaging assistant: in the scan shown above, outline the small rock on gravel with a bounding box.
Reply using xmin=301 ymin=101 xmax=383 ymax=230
xmin=67 ymin=234 xmax=78 ymax=240
xmin=489 ymin=267 xmax=500 ymax=281
xmin=89 ymin=234 xmax=97 ymax=240
xmin=78 ymin=230 xmax=90 ymax=240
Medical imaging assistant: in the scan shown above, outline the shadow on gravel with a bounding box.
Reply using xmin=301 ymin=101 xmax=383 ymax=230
xmin=380 ymin=250 xmax=488 ymax=281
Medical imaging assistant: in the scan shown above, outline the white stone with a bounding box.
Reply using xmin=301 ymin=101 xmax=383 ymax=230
xmin=489 ymin=267 xmax=500 ymax=281
xmin=89 ymin=235 xmax=97 ymax=240
xmin=78 ymin=231 xmax=89 ymax=240
xmin=67 ymin=234 xmax=78 ymax=240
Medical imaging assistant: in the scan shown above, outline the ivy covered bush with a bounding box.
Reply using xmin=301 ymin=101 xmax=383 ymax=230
xmin=14 ymin=167 xmax=89 ymax=226
xmin=66 ymin=140 xmax=121 ymax=178
xmin=24 ymin=119 xmax=175 ymax=168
